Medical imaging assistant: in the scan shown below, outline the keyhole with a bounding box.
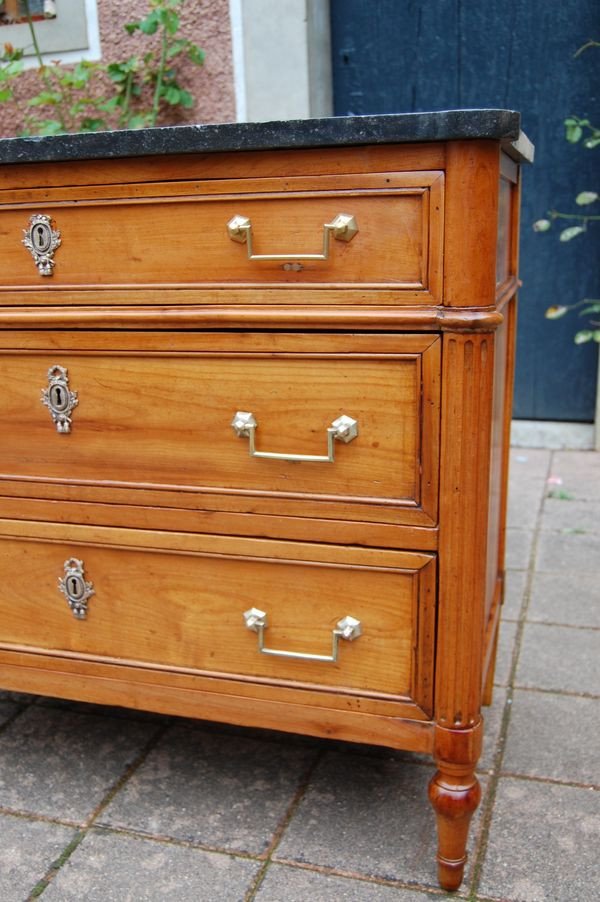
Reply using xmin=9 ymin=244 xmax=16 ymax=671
xmin=68 ymin=575 xmax=84 ymax=599
xmin=49 ymin=383 xmax=68 ymax=411
xmin=31 ymin=222 xmax=51 ymax=254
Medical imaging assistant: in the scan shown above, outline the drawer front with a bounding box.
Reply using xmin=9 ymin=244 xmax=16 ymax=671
xmin=1 ymin=171 xmax=443 ymax=303
xmin=0 ymin=520 xmax=435 ymax=710
xmin=0 ymin=332 xmax=440 ymax=526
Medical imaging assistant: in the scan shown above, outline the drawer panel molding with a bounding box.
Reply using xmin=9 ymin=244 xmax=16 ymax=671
xmin=0 ymin=171 xmax=444 ymax=304
xmin=0 ymin=332 xmax=441 ymax=529
xmin=0 ymin=518 xmax=436 ymax=714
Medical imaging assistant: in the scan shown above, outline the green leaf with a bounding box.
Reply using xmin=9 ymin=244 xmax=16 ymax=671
xmin=579 ymin=304 xmax=600 ymax=315
xmin=574 ymin=330 xmax=593 ymax=344
xmin=575 ymin=191 xmax=598 ymax=205
xmin=139 ymin=11 xmax=160 ymax=34
xmin=4 ymin=59 xmax=24 ymax=76
xmin=0 ymin=87 xmax=13 ymax=102
xmin=107 ymin=64 xmax=128 ymax=82
xmin=164 ymin=85 xmax=181 ymax=104
xmin=533 ymin=218 xmax=552 ymax=232
xmin=559 ymin=225 xmax=585 ymax=241
xmin=108 ymin=58 xmax=139 ymax=81
xmin=178 ymin=89 xmax=194 ymax=108
xmin=584 ymin=136 xmax=600 ymax=149
xmin=565 ymin=123 xmax=583 ymax=143
xmin=37 ymin=120 xmax=64 ymax=136
xmin=166 ymin=39 xmax=188 ymax=58
xmin=80 ymin=118 xmax=106 ymax=132
xmin=27 ymin=91 xmax=63 ymax=107
xmin=124 ymin=22 xmax=140 ymax=35
xmin=127 ymin=113 xmax=153 ymax=129
xmin=98 ymin=96 xmax=121 ymax=113
xmin=73 ymin=61 xmax=94 ymax=83
xmin=187 ymin=44 xmax=205 ymax=66
xmin=545 ymin=305 xmax=569 ymax=320
xmin=157 ymin=9 xmax=180 ymax=34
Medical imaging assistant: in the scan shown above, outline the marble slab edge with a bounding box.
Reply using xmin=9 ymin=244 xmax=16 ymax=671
xmin=0 ymin=109 xmax=533 ymax=165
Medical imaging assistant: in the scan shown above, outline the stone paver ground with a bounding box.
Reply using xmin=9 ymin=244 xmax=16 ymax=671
xmin=0 ymin=449 xmax=598 ymax=901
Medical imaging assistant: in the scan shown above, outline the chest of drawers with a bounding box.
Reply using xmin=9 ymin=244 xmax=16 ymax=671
xmin=0 ymin=110 xmax=532 ymax=891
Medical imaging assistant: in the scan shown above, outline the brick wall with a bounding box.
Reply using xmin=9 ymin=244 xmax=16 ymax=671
xmin=0 ymin=0 xmax=235 ymax=136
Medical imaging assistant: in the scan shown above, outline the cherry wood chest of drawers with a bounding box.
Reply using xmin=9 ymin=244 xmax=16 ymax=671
xmin=0 ymin=110 xmax=532 ymax=890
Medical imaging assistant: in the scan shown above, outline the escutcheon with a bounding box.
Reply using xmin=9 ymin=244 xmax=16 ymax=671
xmin=41 ymin=365 xmax=78 ymax=433
xmin=22 ymin=213 xmax=61 ymax=276
xmin=58 ymin=558 xmax=95 ymax=620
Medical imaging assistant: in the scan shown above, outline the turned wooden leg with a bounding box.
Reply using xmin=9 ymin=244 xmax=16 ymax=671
xmin=428 ymin=764 xmax=481 ymax=891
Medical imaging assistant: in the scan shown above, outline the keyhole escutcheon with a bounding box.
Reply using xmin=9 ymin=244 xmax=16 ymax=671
xmin=33 ymin=221 xmax=52 ymax=253
xmin=42 ymin=365 xmax=78 ymax=433
xmin=59 ymin=558 xmax=95 ymax=620
xmin=22 ymin=214 xmax=60 ymax=276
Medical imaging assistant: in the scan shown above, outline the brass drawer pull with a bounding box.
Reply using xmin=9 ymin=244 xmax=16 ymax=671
xmin=226 ymin=212 xmax=358 ymax=261
xmin=58 ymin=558 xmax=95 ymax=620
xmin=231 ymin=411 xmax=358 ymax=463
xmin=244 ymin=608 xmax=362 ymax=662
xmin=41 ymin=365 xmax=78 ymax=433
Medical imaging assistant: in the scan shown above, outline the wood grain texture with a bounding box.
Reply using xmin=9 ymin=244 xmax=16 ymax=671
xmin=0 ymin=491 xmax=439 ymax=551
xmin=436 ymin=333 xmax=495 ymax=728
xmin=0 ymin=144 xmax=446 ymax=191
xmin=0 ymin=651 xmax=435 ymax=750
xmin=0 ymin=519 xmax=435 ymax=712
xmin=0 ymin=171 xmax=443 ymax=301
xmin=0 ymin=302 xmax=507 ymax=327
xmin=444 ymin=141 xmax=500 ymax=307
xmin=0 ymin=332 xmax=440 ymax=529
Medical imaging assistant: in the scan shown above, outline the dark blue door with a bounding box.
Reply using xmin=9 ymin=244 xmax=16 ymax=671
xmin=331 ymin=0 xmax=599 ymax=421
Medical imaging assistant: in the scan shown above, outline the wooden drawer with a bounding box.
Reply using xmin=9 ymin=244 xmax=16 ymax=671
xmin=0 ymin=332 xmax=440 ymax=527
xmin=1 ymin=171 xmax=443 ymax=303
xmin=0 ymin=519 xmax=435 ymax=713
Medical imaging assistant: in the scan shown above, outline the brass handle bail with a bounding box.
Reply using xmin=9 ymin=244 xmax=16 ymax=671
xmin=244 ymin=608 xmax=362 ymax=662
xmin=231 ymin=411 xmax=358 ymax=463
xmin=227 ymin=212 xmax=358 ymax=262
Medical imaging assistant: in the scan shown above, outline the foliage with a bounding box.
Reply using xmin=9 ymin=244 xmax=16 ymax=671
xmin=0 ymin=0 xmax=204 ymax=136
xmin=534 ymin=39 xmax=599 ymax=345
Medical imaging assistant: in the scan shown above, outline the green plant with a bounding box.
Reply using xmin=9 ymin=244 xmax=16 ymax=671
xmin=0 ymin=0 xmax=204 ymax=136
xmin=534 ymin=39 xmax=599 ymax=344
xmin=106 ymin=0 xmax=205 ymax=130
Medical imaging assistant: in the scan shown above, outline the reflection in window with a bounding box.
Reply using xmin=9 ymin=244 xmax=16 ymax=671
xmin=0 ymin=1 xmax=56 ymax=26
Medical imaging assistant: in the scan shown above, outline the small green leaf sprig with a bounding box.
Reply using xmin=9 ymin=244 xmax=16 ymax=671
xmin=533 ymin=127 xmax=599 ymax=244
xmin=536 ymin=148 xmax=599 ymax=343
xmin=545 ymin=299 xmax=600 ymax=345
xmin=533 ymin=184 xmax=599 ymax=244
xmin=535 ymin=39 xmax=599 ymax=345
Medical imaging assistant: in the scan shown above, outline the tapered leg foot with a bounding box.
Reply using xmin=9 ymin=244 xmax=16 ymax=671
xmin=428 ymin=765 xmax=481 ymax=891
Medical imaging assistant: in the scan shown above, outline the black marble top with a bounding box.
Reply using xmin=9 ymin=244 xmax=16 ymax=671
xmin=0 ymin=109 xmax=534 ymax=166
